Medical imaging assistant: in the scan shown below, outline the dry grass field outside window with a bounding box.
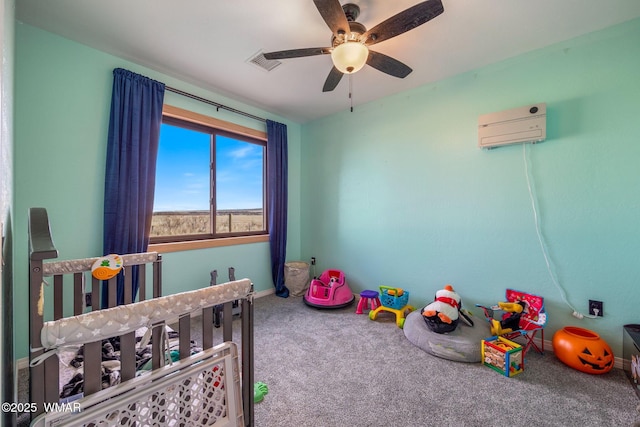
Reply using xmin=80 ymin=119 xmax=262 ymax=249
xmin=151 ymin=210 xmax=264 ymax=237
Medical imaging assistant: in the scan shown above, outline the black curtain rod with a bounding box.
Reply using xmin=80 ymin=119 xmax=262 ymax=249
xmin=165 ymin=85 xmax=266 ymax=124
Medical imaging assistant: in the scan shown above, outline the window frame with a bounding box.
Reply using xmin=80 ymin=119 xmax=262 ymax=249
xmin=148 ymin=105 xmax=269 ymax=253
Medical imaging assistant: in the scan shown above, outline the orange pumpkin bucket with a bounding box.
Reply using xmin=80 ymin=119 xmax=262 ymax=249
xmin=552 ymin=326 xmax=614 ymax=374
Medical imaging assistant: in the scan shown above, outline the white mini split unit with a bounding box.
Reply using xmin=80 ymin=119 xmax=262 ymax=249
xmin=478 ymin=103 xmax=546 ymax=149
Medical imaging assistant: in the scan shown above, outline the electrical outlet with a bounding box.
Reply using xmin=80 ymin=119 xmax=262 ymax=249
xmin=311 ymin=257 xmax=316 ymax=265
xmin=85 ymin=292 xmax=92 ymax=308
xmin=589 ymin=300 xmax=603 ymax=317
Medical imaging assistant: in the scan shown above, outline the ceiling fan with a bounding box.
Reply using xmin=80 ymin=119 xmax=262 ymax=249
xmin=263 ymin=0 xmax=444 ymax=92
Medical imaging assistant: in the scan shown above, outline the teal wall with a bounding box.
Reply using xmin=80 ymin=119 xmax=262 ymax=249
xmin=300 ymin=19 xmax=640 ymax=356
xmin=13 ymin=17 xmax=640 ymax=362
xmin=13 ymin=23 xmax=302 ymax=359
xmin=1 ymin=0 xmax=16 ymax=416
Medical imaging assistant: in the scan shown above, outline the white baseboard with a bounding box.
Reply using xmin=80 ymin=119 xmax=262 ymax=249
xmin=17 ymin=356 xmax=28 ymax=371
xmin=17 ymin=304 xmax=626 ymax=373
xmin=254 ymin=288 xmax=275 ymax=298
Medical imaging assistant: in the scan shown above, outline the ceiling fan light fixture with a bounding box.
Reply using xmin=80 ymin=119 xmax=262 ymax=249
xmin=331 ymin=41 xmax=369 ymax=74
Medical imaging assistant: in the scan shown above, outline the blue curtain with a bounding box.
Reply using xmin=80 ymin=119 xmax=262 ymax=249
xmin=266 ymin=120 xmax=289 ymax=297
xmin=102 ymin=68 xmax=165 ymax=306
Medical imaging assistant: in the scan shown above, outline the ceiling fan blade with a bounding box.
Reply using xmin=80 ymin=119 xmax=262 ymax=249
xmin=263 ymin=47 xmax=331 ymax=60
xmin=366 ymin=51 xmax=412 ymax=78
xmin=313 ymin=0 xmax=351 ymax=38
xmin=322 ymin=66 xmax=344 ymax=92
xmin=363 ymin=0 xmax=444 ymax=46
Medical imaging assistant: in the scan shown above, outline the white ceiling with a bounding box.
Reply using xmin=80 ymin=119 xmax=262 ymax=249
xmin=16 ymin=0 xmax=640 ymax=123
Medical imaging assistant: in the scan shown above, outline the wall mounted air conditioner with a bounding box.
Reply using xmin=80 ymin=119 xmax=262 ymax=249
xmin=478 ymin=103 xmax=546 ymax=148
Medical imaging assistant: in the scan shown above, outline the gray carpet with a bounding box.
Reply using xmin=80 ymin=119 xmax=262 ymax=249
xmin=252 ymin=294 xmax=640 ymax=427
xmin=16 ymin=293 xmax=640 ymax=426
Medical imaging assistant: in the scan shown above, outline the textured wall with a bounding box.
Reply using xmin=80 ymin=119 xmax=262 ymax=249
xmin=301 ymin=18 xmax=640 ymax=356
xmin=13 ymin=23 xmax=302 ymax=360
xmin=1 ymin=0 xmax=15 ymax=420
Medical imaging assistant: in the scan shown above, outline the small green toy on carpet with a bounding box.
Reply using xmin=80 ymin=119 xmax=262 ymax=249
xmin=254 ymin=382 xmax=269 ymax=403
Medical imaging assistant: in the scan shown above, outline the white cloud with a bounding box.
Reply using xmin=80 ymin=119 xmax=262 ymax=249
xmin=229 ymin=145 xmax=257 ymax=159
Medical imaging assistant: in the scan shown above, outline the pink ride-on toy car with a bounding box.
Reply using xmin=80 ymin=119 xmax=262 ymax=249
xmin=303 ymin=269 xmax=355 ymax=309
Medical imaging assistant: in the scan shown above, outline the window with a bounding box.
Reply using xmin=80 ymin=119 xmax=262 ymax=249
xmin=150 ymin=105 xmax=267 ymax=246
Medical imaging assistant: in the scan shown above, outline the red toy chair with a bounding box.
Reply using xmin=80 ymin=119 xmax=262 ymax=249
xmin=477 ymin=289 xmax=547 ymax=355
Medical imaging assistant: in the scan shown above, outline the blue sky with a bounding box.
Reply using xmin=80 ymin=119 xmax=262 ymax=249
xmin=153 ymin=123 xmax=264 ymax=212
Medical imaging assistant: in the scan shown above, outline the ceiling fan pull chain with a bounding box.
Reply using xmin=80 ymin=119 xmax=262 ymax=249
xmin=349 ymin=74 xmax=354 ymax=112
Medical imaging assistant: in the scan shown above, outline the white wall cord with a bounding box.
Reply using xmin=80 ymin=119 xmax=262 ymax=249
xmin=522 ymin=143 xmax=596 ymax=320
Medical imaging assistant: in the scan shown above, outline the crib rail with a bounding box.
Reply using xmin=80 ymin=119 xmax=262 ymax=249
xmin=28 ymin=208 xmax=165 ymax=416
xmin=28 ymin=208 xmax=254 ymax=425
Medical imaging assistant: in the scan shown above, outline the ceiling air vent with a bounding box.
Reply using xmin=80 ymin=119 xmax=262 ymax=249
xmin=247 ymin=51 xmax=281 ymax=72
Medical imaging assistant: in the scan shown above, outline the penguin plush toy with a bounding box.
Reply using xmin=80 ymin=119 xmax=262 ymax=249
xmin=421 ymin=284 xmax=473 ymax=334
